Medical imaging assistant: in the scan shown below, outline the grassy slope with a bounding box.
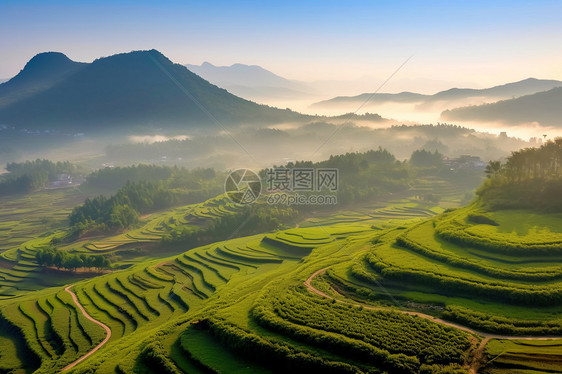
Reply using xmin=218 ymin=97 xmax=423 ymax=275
xmin=4 ymin=177 xmax=560 ymax=373
xmin=326 ymin=203 xmax=562 ymax=373
xmin=1 ymin=193 xmax=457 ymax=373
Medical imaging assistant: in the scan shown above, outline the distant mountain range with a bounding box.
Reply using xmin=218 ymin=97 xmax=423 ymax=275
xmin=311 ymin=92 xmax=425 ymax=107
xmin=311 ymin=78 xmax=562 ymax=110
xmin=0 ymin=50 xmax=307 ymax=131
xmin=441 ymin=87 xmax=562 ymax=127
xmin=2 ymin=52 xmax=559 ymax=130
xmin=185 ymin=62 xmax=314 ymax=100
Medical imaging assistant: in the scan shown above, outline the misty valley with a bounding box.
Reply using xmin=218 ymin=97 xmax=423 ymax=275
xmin=1 ymin=10 xmax=562 ymax=373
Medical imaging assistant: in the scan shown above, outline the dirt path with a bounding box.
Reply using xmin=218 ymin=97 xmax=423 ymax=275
xmin=62 ymin=285 xmax=112 ymax=372
xmin=304 ymin=268 xmax=562 ymax=373
xmin=468 ymin=337 xmax=490 ymax=374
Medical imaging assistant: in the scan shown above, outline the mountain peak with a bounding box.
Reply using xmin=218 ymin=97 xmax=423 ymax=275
xmin=92 ymin=49 xmax=167 ymax=63
xmin=26 ymin=51 xmax=72 ymax=65
xmin=0 ymin=49 xmax=304 ymax=129
xmin=0 ymin=51 xmax=86 ymax=106
xmin=21 ymin=52 xmax=76 ymax=76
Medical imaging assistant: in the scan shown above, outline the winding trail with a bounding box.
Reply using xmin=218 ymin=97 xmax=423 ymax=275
xmin=62 ymin=285 xmax=112 ymax=372
xmin=305 ymin=268 xmax=562 ymax=374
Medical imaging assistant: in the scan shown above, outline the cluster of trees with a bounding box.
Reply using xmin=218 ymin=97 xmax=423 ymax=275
xmin=0 ymin=159 xmax=77 ymax=195
xmin=409 ymin=149 xmax=444 ymax=167
xmin=261 ymin=148 xmax=411 ymax=207
xmin=503 ymin=139 xmax=562 ymax=180
xmin=6 ymin=159 xmax=76 ymax=177
xmin=69 ymin=164 xmax=223 ymax=237
xmin=85 ymin=164 xmax=174 ymax=190
xmin=278 ymin=147 xmax=397 ymax=176
xmin=162 ymin=205 xmax=298 ymax=248
xmin=69 ymin=181 xmax=176 ymax=234
xmin=0 ymin=174 xmax=48 ymax=195
xmin=478 ymin=138 xmax=562 ymax=210
xmin=35 ymin=247 xmax=111 ymax=271
xmin=84 ymin=164 xmax=217 ymax=191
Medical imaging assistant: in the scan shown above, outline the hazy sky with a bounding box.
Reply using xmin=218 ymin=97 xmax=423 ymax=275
xmin=1 ymin=0 xmax=561 ymax=93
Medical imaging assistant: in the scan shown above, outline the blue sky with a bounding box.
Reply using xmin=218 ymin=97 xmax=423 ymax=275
xmin=1 ymin=0 xmax=561 ymax=91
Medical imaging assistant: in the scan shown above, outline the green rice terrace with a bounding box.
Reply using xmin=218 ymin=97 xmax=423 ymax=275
xmin=1 ymin=144 xmax=562 ymax=373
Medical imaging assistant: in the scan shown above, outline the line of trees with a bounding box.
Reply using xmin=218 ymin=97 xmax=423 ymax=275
xmin=84 ymin=164 xmax=217 ymax=191
xmin=478 ymin=138 xmax=562 ymax=210
xmin=35 ymin=247 xmax=111 ymax=272
xmin=260 ymin=147 xmax=411 ymax=207
xmin=69 ymin=165 xmax=223 ymax=238
xmin=0 ymin=159 xmax=77 ymax=195
xmin=69 ymin=181 xmax=180 ymax=236
xmin=162 ymin=205 xmax=298 ymax=248
xmin=6 ymin=159 xmax=76 ymax=177
xmin=409 ymin=149 xmax=443 ymax=167
xmin=501 ymin=138 xmax=562 ymax=181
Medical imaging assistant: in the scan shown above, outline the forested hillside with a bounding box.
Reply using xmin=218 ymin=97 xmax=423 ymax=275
xmin=478 ymin=138 xmax=562 ymax=210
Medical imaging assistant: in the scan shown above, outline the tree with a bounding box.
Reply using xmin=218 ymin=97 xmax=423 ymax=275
xmin=109 ymin=204 xmax=139 ymax=229
xmin=53 ymin=251 xmax=66 ymax=269
xmin=64 ymin=256 xmax=84 ymax=271
xmin=35 ymin=247 xmax=111 ymax=272
xmin=93 ymin=255 xmax=107 ymax=271
xmin=484 ymin=161 xmax=501 ymax=178
xmin=410 ymin=150 xmax=443 ymax=167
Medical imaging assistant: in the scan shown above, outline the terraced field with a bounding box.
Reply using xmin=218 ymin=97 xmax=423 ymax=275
xmin=0 ymin=189 xmax=89 ymax=252
xmin=2 ymin=173 xmax=559 ymax=373
xmin=0 ymin=231 xmax=315 ymax=373
xmin=0 ymin=195 xmax=245 ymax=297
xmin=0 ymin=189 xmax=95 ymax=298
xmin=1 ymin=193 xmax=457 ymax=373
xmin=323 ymin=204 xmax=562 ymax=373
xmin=159 ymin=215 xmax=487 ymax=374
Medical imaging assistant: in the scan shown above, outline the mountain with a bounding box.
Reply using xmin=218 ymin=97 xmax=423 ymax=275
xmin=441 ymin=87 xmax=562 ymax=126
xmin=185 ymin=62 xmax=313 ymax=99
xmin=311 ymin=78 xmax=562 ymax=109
xmin=310 ymin=91 xmax=427 ymax=108
xmin=423 ymin=78 xmax=562 ymax=104
xmin=0 ymin=50 xmax=307 ymax=131
xmin=0 ymin=52 xmax=86 ymax=108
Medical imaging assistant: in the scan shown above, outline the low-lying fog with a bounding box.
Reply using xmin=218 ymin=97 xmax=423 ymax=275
xmin=1 ymin=90 xmax=557 ymax=173
xmin=0 ymin=119 xmax=538 ymax=175
xmin=259 ymin=95 xmax=562 ymax=142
